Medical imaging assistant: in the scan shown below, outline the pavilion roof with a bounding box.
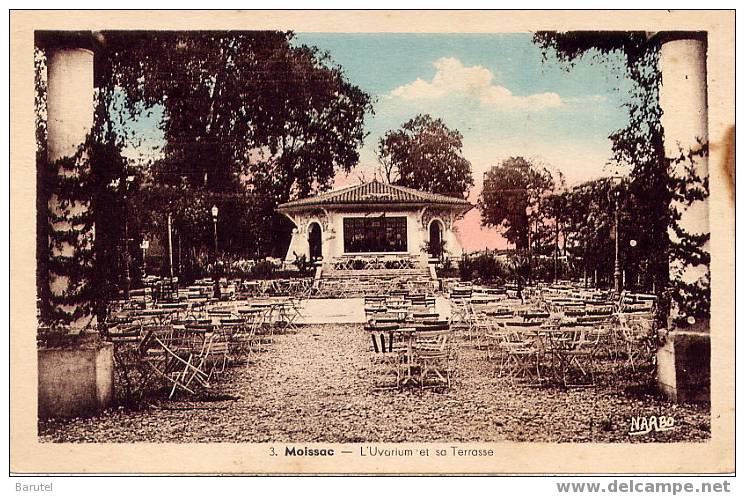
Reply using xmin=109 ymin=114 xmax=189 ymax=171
xmin=277 ymin=180 xmax=472 ymax=212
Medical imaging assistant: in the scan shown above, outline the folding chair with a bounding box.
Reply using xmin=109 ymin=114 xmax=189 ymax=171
xmin=274 ymin=300 xmax=299 ymax=332
xmin=365 ymin=322 xmax=406 ymax=388
xmin=414 ymin=323 xmax=455 ymax=389
xmin=473 ymin=310 xmax=510 ymax=359
xmin=141 ymin=324 xmax=213 ymax=398
xmin=235 ymin=308 xmax=265 ymax=354
xmin=206 ymin=324 xmax=231 ymax=379
xmin=449 ymin=287 xmax=472 ymax=329
xmin=497 ymin=322 xmax=544 ymax=383
xmin=107 ymin=322 xmax=148 ymax=402
xmin=614 ymin=311 xmax=654 ymax=371
xmin=553 ymin=324 xmax=599 ymax=387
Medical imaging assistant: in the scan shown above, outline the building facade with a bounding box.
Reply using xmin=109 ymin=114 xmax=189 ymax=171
xmin=277 ymin=181 xmax=473 ymax=266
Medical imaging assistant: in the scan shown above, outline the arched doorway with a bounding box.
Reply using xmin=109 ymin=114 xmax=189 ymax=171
xmin=429 ymin=220 xmax=444 ymax=259
xmin=308 ymin=222 xmax=322 ymax=260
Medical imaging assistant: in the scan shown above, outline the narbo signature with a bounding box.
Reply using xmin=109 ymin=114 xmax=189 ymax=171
xmin=629 ymin=415 xmax=675 ymax=436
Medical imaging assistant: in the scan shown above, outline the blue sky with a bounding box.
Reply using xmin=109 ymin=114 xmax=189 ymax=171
xmin=289 ymin=33 xmax=636 ymax=249
xmin=123 ymin=33 xmax=637 ymax=250
xmin=292 ymin=33 xmax=633 ymax=188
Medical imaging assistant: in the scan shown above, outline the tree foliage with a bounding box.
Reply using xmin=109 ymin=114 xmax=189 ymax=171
xmin=533 ymin=31 xmax=710 ymax=325
xmin=377 ymin=114 xmax=473 ymax=198
xmin=478 ymin=157 xmax=556 ymax=250
xmin=35 ymin=31 xmax=373 ymax=324
xmin=104 ymin=30 xmax=373 ymax=256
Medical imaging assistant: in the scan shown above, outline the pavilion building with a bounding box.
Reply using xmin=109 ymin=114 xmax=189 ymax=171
xmin=277 ymin=180 xmax=473 ymax=268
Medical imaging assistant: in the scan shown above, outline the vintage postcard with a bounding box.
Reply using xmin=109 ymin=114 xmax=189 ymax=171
xmin=10 ymin=10 xmax=735 ymax=475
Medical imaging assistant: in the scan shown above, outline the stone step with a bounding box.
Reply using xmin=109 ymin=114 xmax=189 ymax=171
xmin=324 ymin=268 xmax=430 ymax=277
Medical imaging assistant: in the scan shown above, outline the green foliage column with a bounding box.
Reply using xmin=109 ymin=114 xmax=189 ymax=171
xmin=45 ymin=43 xmax=96 ymax=330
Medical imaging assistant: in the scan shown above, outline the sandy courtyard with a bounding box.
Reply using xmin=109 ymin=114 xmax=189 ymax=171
xmin=39 ymin=321 xmax=710 ymax=443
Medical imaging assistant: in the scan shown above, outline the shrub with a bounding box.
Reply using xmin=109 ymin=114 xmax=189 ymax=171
xmin=292 ymin=253 xmax=315 ymax=277
xmin=251 ymin=260 xmax=276 ymax=279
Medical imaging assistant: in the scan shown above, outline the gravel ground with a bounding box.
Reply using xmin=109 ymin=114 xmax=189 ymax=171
xmin=39 ymin=323 xmax=710 ymax=443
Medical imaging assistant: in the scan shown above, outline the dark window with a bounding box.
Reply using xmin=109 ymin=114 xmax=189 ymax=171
xmin=343 ymin=216 xmax=407 ymax=253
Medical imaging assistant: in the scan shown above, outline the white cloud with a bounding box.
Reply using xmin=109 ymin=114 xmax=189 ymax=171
xmin=565 ymin=94 xmax=608 ymax=104
xmin=390 ymin=57 xmax=564 ymax=111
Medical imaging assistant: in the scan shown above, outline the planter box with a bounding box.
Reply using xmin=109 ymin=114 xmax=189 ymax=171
xmin=38 ymin=342 xmax=114 ymax=419
xmin=656 ymin=328 xmax=710 ymax=403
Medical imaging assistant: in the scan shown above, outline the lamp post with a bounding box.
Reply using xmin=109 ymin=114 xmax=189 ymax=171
xmin=121 ymin=174 xmax=135 ymax=299
xmin=211 ymin=205 xmax=220 ymax=299
xmin=525 ymin=204 xmax=533 ymax=287
xmin=609 ymin=173 xmax=623 ymax=295
xmin=140 ymin=239 xmax=150 ymax=278
xmin=211 ymin=205 xmax=219 ymax=255
xmin=628 ymin=238 xmax=638 ymax=289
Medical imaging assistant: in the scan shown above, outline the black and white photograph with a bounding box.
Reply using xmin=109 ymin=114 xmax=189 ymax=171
xmin=10 ymin=9 xmax=735 ymax=475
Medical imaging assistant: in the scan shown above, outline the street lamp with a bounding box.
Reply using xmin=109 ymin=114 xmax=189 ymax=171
xmin=210 ymin=205 xmax=220 ymax=299
xmin=628 ymin=239 xmax=638 ymax=289
xmin=211 ymin=205 xmax=219 ymax=255
xmin=121 ymin=174 xmax=135 ymax=298
xmin=609 ymin=172 xmax=624 ymax=295
xmin=140 ymin=239 xmax=150 ymax=277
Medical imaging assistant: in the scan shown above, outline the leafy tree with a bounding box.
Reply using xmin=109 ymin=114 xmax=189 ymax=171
xmin=104 ymin=30 xmax=373 ymax=255
xmin=478 ymin=157 xmax=556 ymax=250
xmin=377 ymin=114 xmax=473 ymax=198
xmin=35 ymin=31 xmax=373 ymax=325
xmin=555 ymin=178 xmax=622 ymax=286
xmin=533 ymin=31 xmax=710 ymax=325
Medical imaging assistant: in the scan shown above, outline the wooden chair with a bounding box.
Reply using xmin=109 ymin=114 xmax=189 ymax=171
xmin=496 ymin=323 xmax=544 ymax=383
xmin=140 ymin=324 xmax=213 ymax=398
xmin=365 ymin=322 xmax=406 ymax=388
xmin=550 ymin=324 xmax=599 ymax=387
xmin=449 ymin=289 xmax=473 ymax=334
xmin=413 ymin=323 xmax=455 ymax=389
xmin=614 ymin=312 xmax=654 ymax=371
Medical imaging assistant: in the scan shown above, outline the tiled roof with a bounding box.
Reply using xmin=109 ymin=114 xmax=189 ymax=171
xmin=277 ymin=180 xmax=472 ymax=211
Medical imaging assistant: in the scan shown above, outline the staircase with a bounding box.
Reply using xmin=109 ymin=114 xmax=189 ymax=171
xmin=315 ymin=262 xmax=436 ymax=298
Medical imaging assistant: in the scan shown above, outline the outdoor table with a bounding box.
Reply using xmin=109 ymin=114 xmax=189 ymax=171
xmin=134 ymin=308 xmax=173 ymax=325
xmin=250 ymin=300 xmax=295 ymax=331
xmin=250 ymin=301 xmax=277 ymax=322
xmin=531 ymin=325 xmax=593 ymax=384
xmin=250 ymin=301 xmax=275 ymax=308
xmin=237 ymin=307 xmax=262 ymax=315
xmin=207 ymin=307 xmax=234 ymax=318
xmin=520 ymin=311 xmax=550 ymax=322
xmin=158 ymin=302 xmax=188 ymax=310
xmin=485 ymin=308 xmax=512 ymax=318
xmin=387 ymin=301 xmax=411 ymax=310
xmin=243 ymin=281 xmax=261 ymax=296
xmin=471 ymin=297 xmax=498 ymax=305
